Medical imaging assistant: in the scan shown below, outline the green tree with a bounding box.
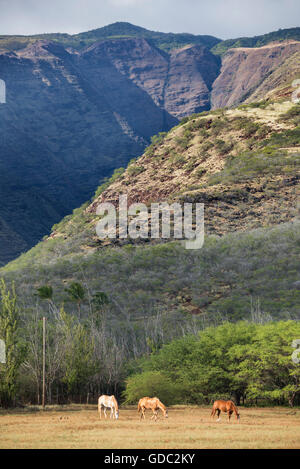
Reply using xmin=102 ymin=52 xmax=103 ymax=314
xmin=124 ymin=321 xmax=300 ymax=407
xmin=60 ymin=309 xmax=96 ymax=400
xmin=36 ymin=285 xmax=53 ymax=302
xmin=123 ymin=371 xmax=178 ymax=406
xmin=35 ymin=285 xmax=56 ymax=315
xmin=65 ymin=282 xmax=85 ymax=319
xmin=92 ymin=292 xmax=109 ymax=309
xmin=91 ymin=291 xmax=109 ymax=326
xmin=237 ymin=321 xmax=300 ymax=406
xmin=0 ymin=280 xmax=26 ymax=407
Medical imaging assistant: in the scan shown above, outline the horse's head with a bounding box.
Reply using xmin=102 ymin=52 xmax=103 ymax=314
xmin=164 ymin=409 xmax=168 ymax=419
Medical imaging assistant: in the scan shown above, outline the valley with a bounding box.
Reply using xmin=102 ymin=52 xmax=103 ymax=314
xmin=0 ymin=23 xmax=300 ymax=264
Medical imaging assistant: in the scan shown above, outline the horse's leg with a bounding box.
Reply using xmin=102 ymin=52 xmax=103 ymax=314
xmin=228 ymin=410 xmax=233 ymax=422
xmin=216 ymin=409 xmax=221 ymax=422
xmin=211 ymin=408 xmax=216 ymax=419
xmin=110 ymin=407 xmax=113 ymax=419
xmin=99 ymin=405 xmax=102 ymax=419
xmin=104 ymin=407 xmax=107 ymax=419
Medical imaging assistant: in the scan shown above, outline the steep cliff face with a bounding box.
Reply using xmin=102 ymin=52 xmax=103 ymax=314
xmin=211 ymin=41 xmax=300 ymax=109
xmin=1 ymin=29 xmax=300 ymax=266
xmin=0 ymin=40 xmax=175 ymax=264
xmin=164 ymin=45 xmax=221 ymax=118
xmin=0 ymin=37 xmax=222 ymax=264
xmin=85 ymin=38 xmax=221 ymax=118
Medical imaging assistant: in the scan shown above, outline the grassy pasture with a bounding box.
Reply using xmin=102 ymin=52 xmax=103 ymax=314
xmin=0 ymin=405 xmax=300 ymax=449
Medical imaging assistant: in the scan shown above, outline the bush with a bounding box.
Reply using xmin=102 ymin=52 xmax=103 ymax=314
xmin=123 ymin=371 xmax=179 ymax=405
xmin=93 ymin=167 xmax=125 ymax=199
xmin=169 ymin=153 xmax=186 ymax=167
xmin=280 ymin=104 xmax=300 ymax=124
xmin=124 ymin=321 xmax=300 ymax=406
xmin=207 ymin=149 xmax=300 ymax=185
xmin=215 ymin=139 xmax=234 ymax=155
xmin=127 ymin=165 xmax=145 ymax=176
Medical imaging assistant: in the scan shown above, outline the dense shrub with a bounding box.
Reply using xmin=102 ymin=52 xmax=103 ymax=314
xmin=124 ymin=321 xmax=300 ymax=406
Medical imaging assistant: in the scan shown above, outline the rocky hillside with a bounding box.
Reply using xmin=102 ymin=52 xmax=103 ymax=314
xmin=211 ymin=41 xmax=300 ymax=108
xmin=85 ymin=101 xmax=299 ymax=239
xmin=6 ymin=99 xmax=300 ymax=255
xmin=1 ymin=100 xmax=299 ymax=322
xmin=81 ymin=38 xmax=220 ymax=119
xmin=1 ymin=23 xmax=300 ymax=265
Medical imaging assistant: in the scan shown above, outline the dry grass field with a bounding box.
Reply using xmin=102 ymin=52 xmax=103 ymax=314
xmin=0 ymin=405 xmax=300 ymax=449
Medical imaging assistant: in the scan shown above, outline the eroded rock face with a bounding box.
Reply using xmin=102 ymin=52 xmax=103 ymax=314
xmin=211 ymin=42 xmax=300 ymax=109
xmin=165 ymin=45 xmax=221 ymax=118
xmin=0 ymin=37 xmax=221 ymax=264
xmin=0 ymin=36 xmax=299 ymax=265
xmin=84 ymin=38 xmax=221 ymax=119
xmin=0 ymin=39 xmax=177 ymax=264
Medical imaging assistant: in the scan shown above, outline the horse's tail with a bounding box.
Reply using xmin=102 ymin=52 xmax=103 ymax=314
xmin=138 ymin=400 xmax=141 ymax=413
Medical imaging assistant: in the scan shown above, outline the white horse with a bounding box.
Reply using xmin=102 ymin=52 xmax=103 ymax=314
xmin=98 ymin=394 xmax=119 ymax=419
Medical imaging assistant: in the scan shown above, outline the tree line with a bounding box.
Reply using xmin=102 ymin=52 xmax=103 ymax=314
xmin=124 ymin=321 xmax=300 ymax=407
xmin=0 ymin=279 xmax=202 ymax=407
xmin=0 ymin=279 xmax=299 ymax=408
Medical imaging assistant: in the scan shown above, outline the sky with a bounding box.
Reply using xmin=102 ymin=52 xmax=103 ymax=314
xmin=0 ymin=0 xmax=299 ymax=40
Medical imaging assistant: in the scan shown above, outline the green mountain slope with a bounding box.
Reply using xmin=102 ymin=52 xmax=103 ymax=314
xmin=1 ymin=101 xmax=299 ymax=322
xmin=212 ymin=26 xmax=300 ymax=55
xmin=1 ymin=23 xmax=300 ymax=265
xmin=0 ymin=22 xmax=221 ymax=53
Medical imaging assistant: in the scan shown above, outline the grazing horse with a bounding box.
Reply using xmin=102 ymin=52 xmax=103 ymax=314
xmin=211 ymin=400 xmax=240 ymax=422
xmin=138 ymin=397 xmax=168 ymax=421
xmin=98 ymin=395 xmax=119 ymax=420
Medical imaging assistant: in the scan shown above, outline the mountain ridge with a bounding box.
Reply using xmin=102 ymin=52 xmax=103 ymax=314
xmin=0 ymin=21 xmax=221 ymax=54
xmin=1 ymin=22 xmax=300 ymax=55
xmin=0 ymin=23 xmax=300 ymax=264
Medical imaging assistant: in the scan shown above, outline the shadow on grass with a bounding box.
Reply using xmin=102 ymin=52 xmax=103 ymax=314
xmin=0 ymin=404 xmax=98 ymax=416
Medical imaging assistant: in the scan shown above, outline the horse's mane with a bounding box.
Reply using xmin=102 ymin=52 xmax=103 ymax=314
xmin=155 ymin=397 xmax=166 ymax=410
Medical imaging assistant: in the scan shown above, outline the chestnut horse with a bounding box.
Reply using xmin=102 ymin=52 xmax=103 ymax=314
xmin=98 ymin=394 xmax=119 ymax=419
xmin=138 ymin=397 xmax=168 ymax=421
xmin=211 ymin=400 xmax=240 ymax=422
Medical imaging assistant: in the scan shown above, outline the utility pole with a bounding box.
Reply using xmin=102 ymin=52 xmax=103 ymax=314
xmin=42 ymin=316 xmax=46 ymax=409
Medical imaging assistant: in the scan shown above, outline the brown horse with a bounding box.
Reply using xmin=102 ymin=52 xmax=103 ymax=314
xmin=138 ymin=397 xmax=168 ymax=421
xmin=211 ymin=400 xmax=240 ymax=422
